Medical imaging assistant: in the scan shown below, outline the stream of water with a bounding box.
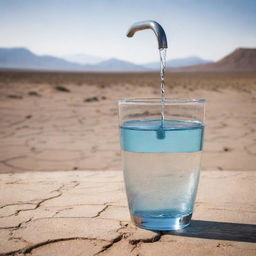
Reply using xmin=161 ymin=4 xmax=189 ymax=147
xmin=159 ymin=48 xmax=167 ymax=124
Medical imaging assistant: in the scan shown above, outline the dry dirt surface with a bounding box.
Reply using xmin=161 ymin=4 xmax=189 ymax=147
xmin=0 ymin=170 xmax=255 ymax=256
xmin=0 ymin=70 xmax=255 ymax=173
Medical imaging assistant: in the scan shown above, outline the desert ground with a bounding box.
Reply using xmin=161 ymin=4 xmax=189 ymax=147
xmin=0 ymin=70 xmax=255 ymax=173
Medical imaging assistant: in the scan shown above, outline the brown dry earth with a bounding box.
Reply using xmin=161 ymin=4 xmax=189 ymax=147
xmin=0 ymin=171 xmax=255 ymax=256
xmin=0 ymin=71 xmax=255 ymax=173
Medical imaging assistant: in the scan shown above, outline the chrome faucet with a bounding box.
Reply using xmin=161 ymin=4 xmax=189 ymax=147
xmin=126 ymin=20 xmax=168 ymax=49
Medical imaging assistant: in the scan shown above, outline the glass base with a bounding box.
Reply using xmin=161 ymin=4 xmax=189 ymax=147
xmin=131 ymin=211 xmax=192 ymax=231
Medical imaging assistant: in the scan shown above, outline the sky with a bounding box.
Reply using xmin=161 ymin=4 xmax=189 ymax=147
xmin=0 ymin=0 xmax=256 ymax=64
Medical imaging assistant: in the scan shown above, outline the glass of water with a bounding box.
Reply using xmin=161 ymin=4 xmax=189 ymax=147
xmin=118 ymin=98 xmax=205 ymax=231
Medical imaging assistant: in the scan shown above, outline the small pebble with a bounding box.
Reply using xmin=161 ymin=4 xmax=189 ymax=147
xmin=28 ymin=91 xmax=41 ymax=97
xmin=55 ymin=86 xmax=70 ymax=92
xmin=7 ymin=94 xmax=23 ymax=99
xmin=84 ymin=97 xmax=99 ymax=102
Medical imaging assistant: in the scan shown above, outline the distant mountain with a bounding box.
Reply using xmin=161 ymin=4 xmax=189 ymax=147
xmin=0 ymin=48 xmax=145 ymax=72
xmin=0 ymin=47 xmax=89 ymax=71
xmin=95 ymin=58 xmax=146 ymax=71
xmin=213 ymin=48 xmax=256 ymax=71
xmin=144 ymin=56 xmax=213 ymax=69
xmin=63 ymin=54 xmax=104 ymax=64
xmin=173 ymin=48 xmax=256 ymax=72
xmin=1 ymin=47 xmax=255 ymax=72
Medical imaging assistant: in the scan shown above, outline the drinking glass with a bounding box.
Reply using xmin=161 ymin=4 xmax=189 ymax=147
xmin=118 ymin=98 xmax=205 ymax=230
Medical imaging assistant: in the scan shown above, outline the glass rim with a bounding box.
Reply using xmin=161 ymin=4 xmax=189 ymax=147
xmin=119 ymin=98 xmax=205 ymax=104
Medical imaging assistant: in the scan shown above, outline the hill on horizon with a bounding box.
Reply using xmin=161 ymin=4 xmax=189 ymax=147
xmin=0 ymin=47 xmax=208 ymax=71
xmin=63 ymin=53 xmax=104 ymax=65
xmin=0 ymin=48 xmax=88 ymax=71
xmin=144 ymin=56 xmax=213 ymax=69
xmin=0 ymin=47 xmax=255 ymax=72
xmin=0 ymin=48 xmax=145 ymax=72
xmin=173 ymin=48 xmax=256 ymax=72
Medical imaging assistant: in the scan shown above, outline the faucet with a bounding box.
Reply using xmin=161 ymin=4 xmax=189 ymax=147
xmin=126 ymin=20 xmax=168 ymax=49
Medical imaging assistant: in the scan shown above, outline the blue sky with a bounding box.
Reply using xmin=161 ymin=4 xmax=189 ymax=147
xmin=0 ymin=0 xmax=255 ymax=63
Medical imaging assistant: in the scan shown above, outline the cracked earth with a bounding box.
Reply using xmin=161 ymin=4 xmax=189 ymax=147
xmin=0 ymin=171 xmax=256 ymax=256
xmin=0 ymin=72 xmax=256 ymax=255
xmin=0 ymin=72 xmax=255 ymax=173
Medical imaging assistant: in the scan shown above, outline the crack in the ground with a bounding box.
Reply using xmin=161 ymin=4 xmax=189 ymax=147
xmin=0 ymin=161 xmax=32 ymax=172
xmin=13 ymin=217 xmax=32 ymax=231
xmin=24 ymin=184 xmax=65 ymax=213
xmin=8 ymin=118 xmax=29 ymax=127
xmin=0 ymin=237 xmax=107 ymax=256
xmin=129 ymin=232 xmax=162 ymax=245
xmin=0 ymin=203 xmax=35 ymax=210
xmin=0 ymin=155 xmax=30 ymax=172
xmin=0 ymin=217 xmax=32 ymax=233
xmin=23 ymin=237 xmax=102 ymax=255
xmin=244 ymin=144 xmax=256 ymax=156
xmin=52 ymin=207 xmax=73 ymax=217
xmin=94 ymin=234 xmax=123 ymax=255
xmin=94 ymin=221 xmax=162 ymax=255
xmin=0 ymin=155 xmax=27 ymax=164
xmin=0 ymin=182 xmax=80 ymax=231
xmin=15 ymin=180 xmax=80 ymax=216
xmin=93 ymin=220 xmax=130 ymax=255
xmin=0 ymin=206 xmax=37 ymax=219
xmin=93 ymin=205 xmax=109 ymax=218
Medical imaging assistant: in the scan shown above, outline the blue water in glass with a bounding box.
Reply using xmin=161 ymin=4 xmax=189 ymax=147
xmin=120 ymin=119 xmax=204 ymax=230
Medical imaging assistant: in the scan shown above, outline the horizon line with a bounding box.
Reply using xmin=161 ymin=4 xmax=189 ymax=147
xmin=0 ymin=46 xmax=255 ymax=66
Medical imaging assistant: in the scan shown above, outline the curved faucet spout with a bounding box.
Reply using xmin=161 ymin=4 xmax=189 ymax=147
xmin=127 ymin=20 xmax=168 ymax=49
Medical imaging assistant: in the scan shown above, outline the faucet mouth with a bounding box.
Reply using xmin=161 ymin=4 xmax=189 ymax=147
xmin=126 ymin=20 xmax=168 ymax=49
